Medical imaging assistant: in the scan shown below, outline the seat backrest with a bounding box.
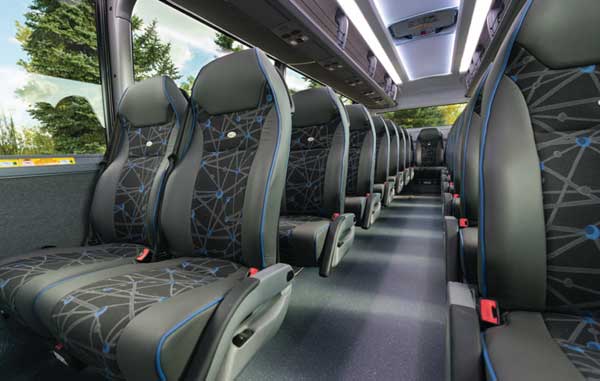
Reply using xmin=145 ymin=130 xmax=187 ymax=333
xmin=90 ymin=76 xmax=187 ymax=248
xmin=478 ymin=0 xmax=600 ymax=313
xmin=391 ymin=120 xmax=407 ymax=173
xmin=455 ymin=110 xmax=474 ymax=192
xmin=282 ymin=87 xmax=349 ymax=218
xmin=416 ymin=128 xmax=444 ymax=166
xmin=159 ymin=48 xmax=292 ymax=269
xmin=385 ymin=119 xmax=401 ymax=176
xmin=372 ymin=116 xmax=391 ymax=184
xmin=446 ymin=116 xmax=460 ymax=171
xmin=401 ymin=127 xmax=412 ymax=169
xmin=345 ymin=104 xmax=376 ymax=196
xmin=459 ymin=70 xmax=489 ymax=223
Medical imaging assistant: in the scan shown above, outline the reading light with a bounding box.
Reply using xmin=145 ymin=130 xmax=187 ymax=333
xmin=459 ymin=0 xmax=493 ymax=73
xmin=337 ymin=0 xmax=402 ymax=84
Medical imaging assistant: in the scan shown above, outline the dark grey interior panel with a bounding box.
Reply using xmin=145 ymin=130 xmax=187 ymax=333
xmin=0 ymin=171 xmax=97 ymax=258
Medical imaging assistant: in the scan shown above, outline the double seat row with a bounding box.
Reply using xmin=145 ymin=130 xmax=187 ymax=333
xmin=444 ymin=1 xmax=600 ymax=379
xmin=0 ymin=46 xmax=415 ymax=380
xmin=0 ymin=48 xmax=294 ymax=381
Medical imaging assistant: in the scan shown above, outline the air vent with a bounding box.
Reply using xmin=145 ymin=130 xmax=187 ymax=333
xmin=389 ymin=8 xmax=458 ymax=43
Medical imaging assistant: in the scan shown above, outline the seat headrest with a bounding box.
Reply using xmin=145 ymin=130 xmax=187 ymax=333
xmin=518 ymin=0 xmax=600 ymax=69
xmin=292 ymin=87 xmax=341 ymax=127
xmin=418 ymin=128 xmax=443 ymax=141
xmin=345 ymin=104 xmax=373 ymax=131
xmin=118 ymin=76 xmax=187 ymax=127
xmin=192 ymin=48 xmax=274 ymax=115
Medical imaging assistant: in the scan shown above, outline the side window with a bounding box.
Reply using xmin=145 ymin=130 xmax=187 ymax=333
xmin=285 ymin=68 xmax=320 ymax=94
xmin=0 ymin=0 xmax=107 ymax=160
xmin=132 ymin=0 xmax=247 ymax=97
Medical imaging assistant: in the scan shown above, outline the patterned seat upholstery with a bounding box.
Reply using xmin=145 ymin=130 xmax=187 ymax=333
xmin=372 ymin=116 xmax=394 ymax=207
xmin=0 ymin=76 xmax=188 ymax=332
xmin=343 ymin=104 xmax=381 ymax=229
xmin=19 ymin=48 xmax=294 ymax=381
xmin=279 ymin=87 xmax=354 ymax=269
xmin=474 ymin=1 xmax=600 ymax=379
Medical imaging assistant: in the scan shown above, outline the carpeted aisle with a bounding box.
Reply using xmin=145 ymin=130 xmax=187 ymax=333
xmin=238 ymin=194 xmax=447 ymax=381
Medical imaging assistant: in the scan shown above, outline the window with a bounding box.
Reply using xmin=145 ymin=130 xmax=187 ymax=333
xmin=0 ymin=0 xmax=107 ymax=157
xmin=385 ymin=104 xmax=467 ymax=129
xmin=285 ymin=68 xmax=319 ymax=93
xmin=132 ymin=0 xmax=247 ymax=97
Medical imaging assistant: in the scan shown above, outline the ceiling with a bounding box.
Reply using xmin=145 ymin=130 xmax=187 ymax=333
xmin=359 ymin=0 xmax=480 ymax=110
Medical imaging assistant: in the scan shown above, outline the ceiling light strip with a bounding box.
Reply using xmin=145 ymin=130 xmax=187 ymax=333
xmin=337 ymin=0 xmax=402 ymax=84
xmin=459 ymin=0 xmax=493 ymax=73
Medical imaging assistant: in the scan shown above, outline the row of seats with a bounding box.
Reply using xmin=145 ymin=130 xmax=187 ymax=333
xmin=0 ymin=47 xmax=414 ymax=380
xmin=444 ymin=0 xmax=600 ymax=380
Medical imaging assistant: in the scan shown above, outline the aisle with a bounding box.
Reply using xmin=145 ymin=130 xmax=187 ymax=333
xmin=239 ymin=194 xmax=447 ymax=380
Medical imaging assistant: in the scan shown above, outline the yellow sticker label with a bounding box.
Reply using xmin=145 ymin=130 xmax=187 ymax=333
xmin=0 ymin=157 xmax=76 ymax=168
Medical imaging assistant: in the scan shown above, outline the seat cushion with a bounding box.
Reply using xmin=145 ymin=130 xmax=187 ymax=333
xmin=279 ymin=215 xmax=330 ymax=267
xmin=483 ymin=311 xmax=585 ymax=381
xmin=35 ymin=257 xmax=246 ymax=380
xmin=544 ymin=313 xmax=600 ymax=379
xmin=0 ymin=243 xmax=144 ymax=330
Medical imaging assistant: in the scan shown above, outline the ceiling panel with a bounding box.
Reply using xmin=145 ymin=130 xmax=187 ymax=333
xmin=396 ymin=33 xmax=455 ymax=80
xmin=374 ymin=0 xmax=460 ymax=80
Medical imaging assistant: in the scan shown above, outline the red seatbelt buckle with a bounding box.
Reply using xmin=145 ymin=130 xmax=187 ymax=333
xmin=479 ymin=298 xmax=501 ymax=325
xmin=332 ymin=213 xmax=340 ymax=221
xmin=365 ymin=193 xmax=371 ymax=197
xmin=453 ymin=193 xmax=460 ymax=199
xmin=248 ymin=267 xmax=259 ymax=277
xmin=136 ymin=248 xmax=152 ymax=263
xmin=459 ymin=218 xmax=469 ymax=228
xmin=449 ymin=182 xmax=454 ymax=188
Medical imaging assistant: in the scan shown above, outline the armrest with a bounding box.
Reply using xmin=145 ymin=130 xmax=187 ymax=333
xmin=444 ymin=216 xmax=459 ymax=282
xmin=460 ymin=227 xmax=479 ymax=285
xmin=362 ymin=193 xmax=381 ymax=229
xmin=446 ymin=282 xmax=483 ymax=381
xmin=319 ymin=213 xmax=355 ymax=277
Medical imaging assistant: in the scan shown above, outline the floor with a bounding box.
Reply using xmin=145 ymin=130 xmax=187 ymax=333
xmin=239 ymin=193 xmax=447 ymax=380
xmin=0 ymin=192 xmax=447 ymax=381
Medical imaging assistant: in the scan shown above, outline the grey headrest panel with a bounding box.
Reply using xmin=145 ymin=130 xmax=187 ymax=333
xmin=119 ymin=76 xmax=186 ymax=127
xmin=345 ymin=104 xmax=373 ymax=131
xmin=518 ymin=0 xmax=600 ymax=69
xmin=292 ymin=87 xmax=340 ymax=127
xmin=418 ymin=128 xmax=443 ymax=141
xmin=193 ymin=48 xmax=268 ymax=115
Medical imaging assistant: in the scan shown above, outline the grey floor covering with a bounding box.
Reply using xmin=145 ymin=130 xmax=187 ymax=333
xmin=238 ymin=194 xmax=447 ymax=381
xmin=0 ymin=194 xmax=446 ymax=381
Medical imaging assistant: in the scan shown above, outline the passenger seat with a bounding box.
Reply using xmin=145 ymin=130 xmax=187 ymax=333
xmin=447 ymin=1 xmax=600 ymax=379
xmin=279 ymin=87 xmax=355 ymax=277
xmin=415 ymin=127 xmax=444 ymax=167
xmin=385 ymin=119 xmax=403 ymax=194
xmin=0 ymin=76 xmax=188 ymax=329
xmin=344 ymin=104 xmax=382 ymax=229
xmin=372 ymin=116 xmax=394 ymax=207
xmin=17 ymin=48 xmax=295 ymax=381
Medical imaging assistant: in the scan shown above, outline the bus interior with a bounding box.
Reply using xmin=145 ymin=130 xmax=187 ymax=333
xmin=0 ymin=0 xmax=598 ymax=380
